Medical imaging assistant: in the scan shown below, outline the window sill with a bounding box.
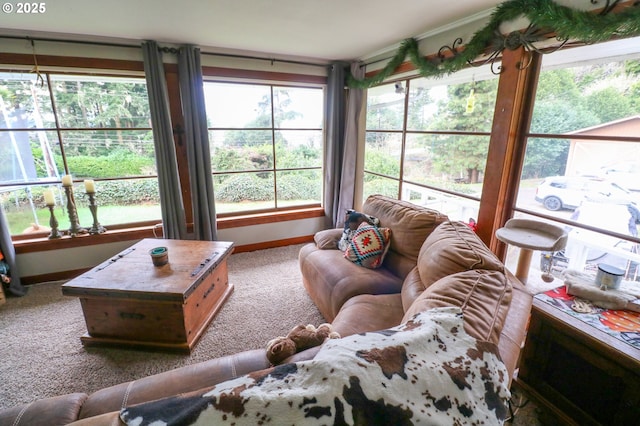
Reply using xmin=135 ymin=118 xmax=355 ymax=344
xmin=14 ymin=207 xmax=325 ymax=254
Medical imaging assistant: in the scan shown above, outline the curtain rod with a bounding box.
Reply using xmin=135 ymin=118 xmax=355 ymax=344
xmin=0 ymin=34 xmax=140 ymax=49
xmin=201 ymin=51 xmax=327 ymax=68
xmin=1 ymin=35 xmax=328 ymax=68
xmin=161 ymin=47 xmax=327 ymax=68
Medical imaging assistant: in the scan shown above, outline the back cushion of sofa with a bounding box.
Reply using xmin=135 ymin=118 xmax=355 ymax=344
xmin=400 ymin=267 xmax=426 ymax=312
xmin=402 ymin=269 xmax=512 ymax=344
xmin=418 ymin=220 xmax=504 ymax=288
xmin=363 ymin=195 xmax=448 ymax=278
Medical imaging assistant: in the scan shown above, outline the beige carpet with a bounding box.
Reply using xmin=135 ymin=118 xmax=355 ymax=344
xmin=0 ymin=243 xmax=324 ymax=410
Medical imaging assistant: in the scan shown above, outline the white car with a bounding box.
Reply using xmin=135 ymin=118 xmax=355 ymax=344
xmin=534 ymin=175 xmax=637 ymax=211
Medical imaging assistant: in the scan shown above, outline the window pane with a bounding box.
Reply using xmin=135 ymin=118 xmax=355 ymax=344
xmin=0 ymin=131 xmax=61 ymax=184
xmin=405 ymin=133 xmax=488 ymax=193
xmin=0 ymin=178 xmax=161 ymax=236
xmin=364 ymin=132 xmax=401 ymax=178
xmin=276 ymin=170 xmax=321 ymax=206
xmin=399 ymin=184 xmax=479 ymax=222
xmin=0 ymin=72 xmax=55 ymax=128
xmin=407 ymin=77 xmax=498 ymax=133
xmin=1 ymin=186 xmax=54 ymax=235
xmin=273 ymin=87 xmax=323 ymax=128
xmin=363 ymin=173 xmax=399 ymax=201
xmin=205 ymin=80 xmax=325 ymax=215
xmin=60 ymin=130 xmax=156 ymax=179
xmin=205 ymin=83 xmax=271 ymax=128
xmin=275 ymin=130 xmax=322 ymax=169
xmin=51 ymin=75 xmax=151 ymax=129
xmin=366 ymin=83 xmax=405 ymax=131
xmin=214 ymin=171 xmax=275 ymax=213
xmin=73 ymin=178 xmax=161 ymax=226
xmin=210 ymin=129 xmax=273 ymax=172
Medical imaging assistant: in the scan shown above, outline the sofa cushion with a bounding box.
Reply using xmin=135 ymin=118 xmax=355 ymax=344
xmin=400 ymin=266 xmax=426 ymax=312
xmin=344 ymin=223 xmax=391 ymax=269
xmin=402 ymin=269 xmax=512 ymax=344
xmin=300 ymin=244 xmax=404 ymax=321
xmin=418 ymin=220 xmax=504 ymax=288
xmin=330 ymin=293 xmax=404 ymax=338
xmin=362 ymin=195 xmax=448 ymax=278
xmin=313 ymin=228 xmax=343 ymax=250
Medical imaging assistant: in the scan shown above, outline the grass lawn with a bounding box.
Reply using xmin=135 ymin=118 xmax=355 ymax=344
xmin=8 ymin=199 xmax=319 ymax=235
xmin=9 ymin=204 xmax=162 ymax=235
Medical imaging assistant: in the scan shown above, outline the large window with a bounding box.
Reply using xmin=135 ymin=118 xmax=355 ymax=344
xmin=364 ymin=66 xmax=499 ymax=222
xmin=204 ymin=81 xmax=324 ymax=214
xmin=0 ymin=71 xmax=159 ymax=236
xmin=515 ymin=37 xmax=640 ymax=281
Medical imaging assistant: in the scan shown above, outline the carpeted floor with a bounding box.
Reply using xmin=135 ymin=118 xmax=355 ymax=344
xmin=0 ymin=244 xmax=324 ymax=410
xmin=0 ymin=243 xmax=547 ymax=424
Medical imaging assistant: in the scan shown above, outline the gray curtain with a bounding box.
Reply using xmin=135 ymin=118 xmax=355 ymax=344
xmin=323 ymin=62 xmax=347 ymax=228
xmin=0 ymin=208 xmax=27 ymax=296
xmin=142 ymin=41 xmax=186 ymax=240
xmin=335 ymin=62 xmax=365 ymax=226
xmin=178 ymin=46 xmax=217 ymax=241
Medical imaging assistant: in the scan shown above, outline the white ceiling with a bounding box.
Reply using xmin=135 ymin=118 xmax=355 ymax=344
xmin=0 ymin=0 xmax=502 ymax=62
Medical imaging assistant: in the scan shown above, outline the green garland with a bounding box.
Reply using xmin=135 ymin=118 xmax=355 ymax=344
xmin=347 ymin=0 xmax=640 ymax=88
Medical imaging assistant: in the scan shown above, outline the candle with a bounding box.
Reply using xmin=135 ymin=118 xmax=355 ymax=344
xmin=84 ymin=179 xmax=96 ymax=193
xmin=43 ymin=189 xmax=55 ymax=206
xmin=61 ymin=174 xmax=73 ymax=187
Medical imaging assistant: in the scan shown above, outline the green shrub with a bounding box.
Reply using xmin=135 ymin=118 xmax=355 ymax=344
xmin=67 ymin=150 xmax=156 ymax=178
xmin=277 ymin=173 xmax=320 ymax=200
xmin=216 ymin=174 xmax=272 ymax=202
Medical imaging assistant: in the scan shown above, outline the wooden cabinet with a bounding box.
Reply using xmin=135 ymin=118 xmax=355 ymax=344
xmin=516 ymin=299 xmax=640 ymax=425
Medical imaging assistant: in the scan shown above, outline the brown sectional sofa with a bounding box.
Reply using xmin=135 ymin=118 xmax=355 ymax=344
xmin=0 ymin=195 xmax=533 ymax=426
xmin=300 ymin=195 xmax=532 ymax=384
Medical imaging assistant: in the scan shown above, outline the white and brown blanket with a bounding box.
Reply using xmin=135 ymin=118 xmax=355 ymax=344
xmin=120 ymin=307 xmax=510 ymax=425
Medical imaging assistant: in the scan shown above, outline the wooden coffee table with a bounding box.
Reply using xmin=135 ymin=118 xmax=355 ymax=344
xmin=62 ymin=238 xmax=234 ymax=353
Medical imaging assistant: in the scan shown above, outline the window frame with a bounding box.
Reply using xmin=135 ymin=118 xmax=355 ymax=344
xmin=0 ymin=56 xmax=168 ymax=237
xmin=363 ymin=67 xmax=500 ymax=221
xmin=201 ymin=68 xmax=327 ymax=217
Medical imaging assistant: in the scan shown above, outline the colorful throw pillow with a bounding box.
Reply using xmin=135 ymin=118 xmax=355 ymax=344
xmin=344 ymin=222 xmax=391 ymax=269
xmin=337 ymin=209 xmax=380 ymax=251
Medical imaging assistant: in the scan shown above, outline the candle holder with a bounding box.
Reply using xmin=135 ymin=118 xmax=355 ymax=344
xmin=87 ymin=192 xmax=106 ymax=235
xmin=47 ymin=205 xmax=62 ymax=239
xmin=63 ymin=185 xmax=86 ymax=237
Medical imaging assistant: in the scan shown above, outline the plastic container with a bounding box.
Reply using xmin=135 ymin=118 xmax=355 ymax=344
xmin=595 ymin=263 xmax=624 ymax=290
xmin=149 ymin=246 xmax=169 ymax=266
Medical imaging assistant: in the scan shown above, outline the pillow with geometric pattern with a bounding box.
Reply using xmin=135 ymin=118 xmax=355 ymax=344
xmin=344 ymin=222 xmax=391 ymax=269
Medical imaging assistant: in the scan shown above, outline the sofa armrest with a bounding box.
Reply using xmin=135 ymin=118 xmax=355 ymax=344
xmin=78 ymin=349 xmax=270 ymax=420
xmin=314 ymin=228 xmax=343 ymax=249
xmin=499 ymin=275 xmax=533 ymax=386
xmin=0 ymin=393 xmax=88 ymax=426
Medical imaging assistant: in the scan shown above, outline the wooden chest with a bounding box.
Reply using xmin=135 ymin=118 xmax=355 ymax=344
xmin=62 ymin=239 xmax=234 ymax=353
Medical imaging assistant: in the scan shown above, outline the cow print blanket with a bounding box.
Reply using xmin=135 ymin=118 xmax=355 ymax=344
xmin=120 ymin=307 xmax=510 ymax=425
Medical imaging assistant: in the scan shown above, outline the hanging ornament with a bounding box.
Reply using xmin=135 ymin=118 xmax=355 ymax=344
xmin=466 ymin=88 xmax=476 ymax=114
